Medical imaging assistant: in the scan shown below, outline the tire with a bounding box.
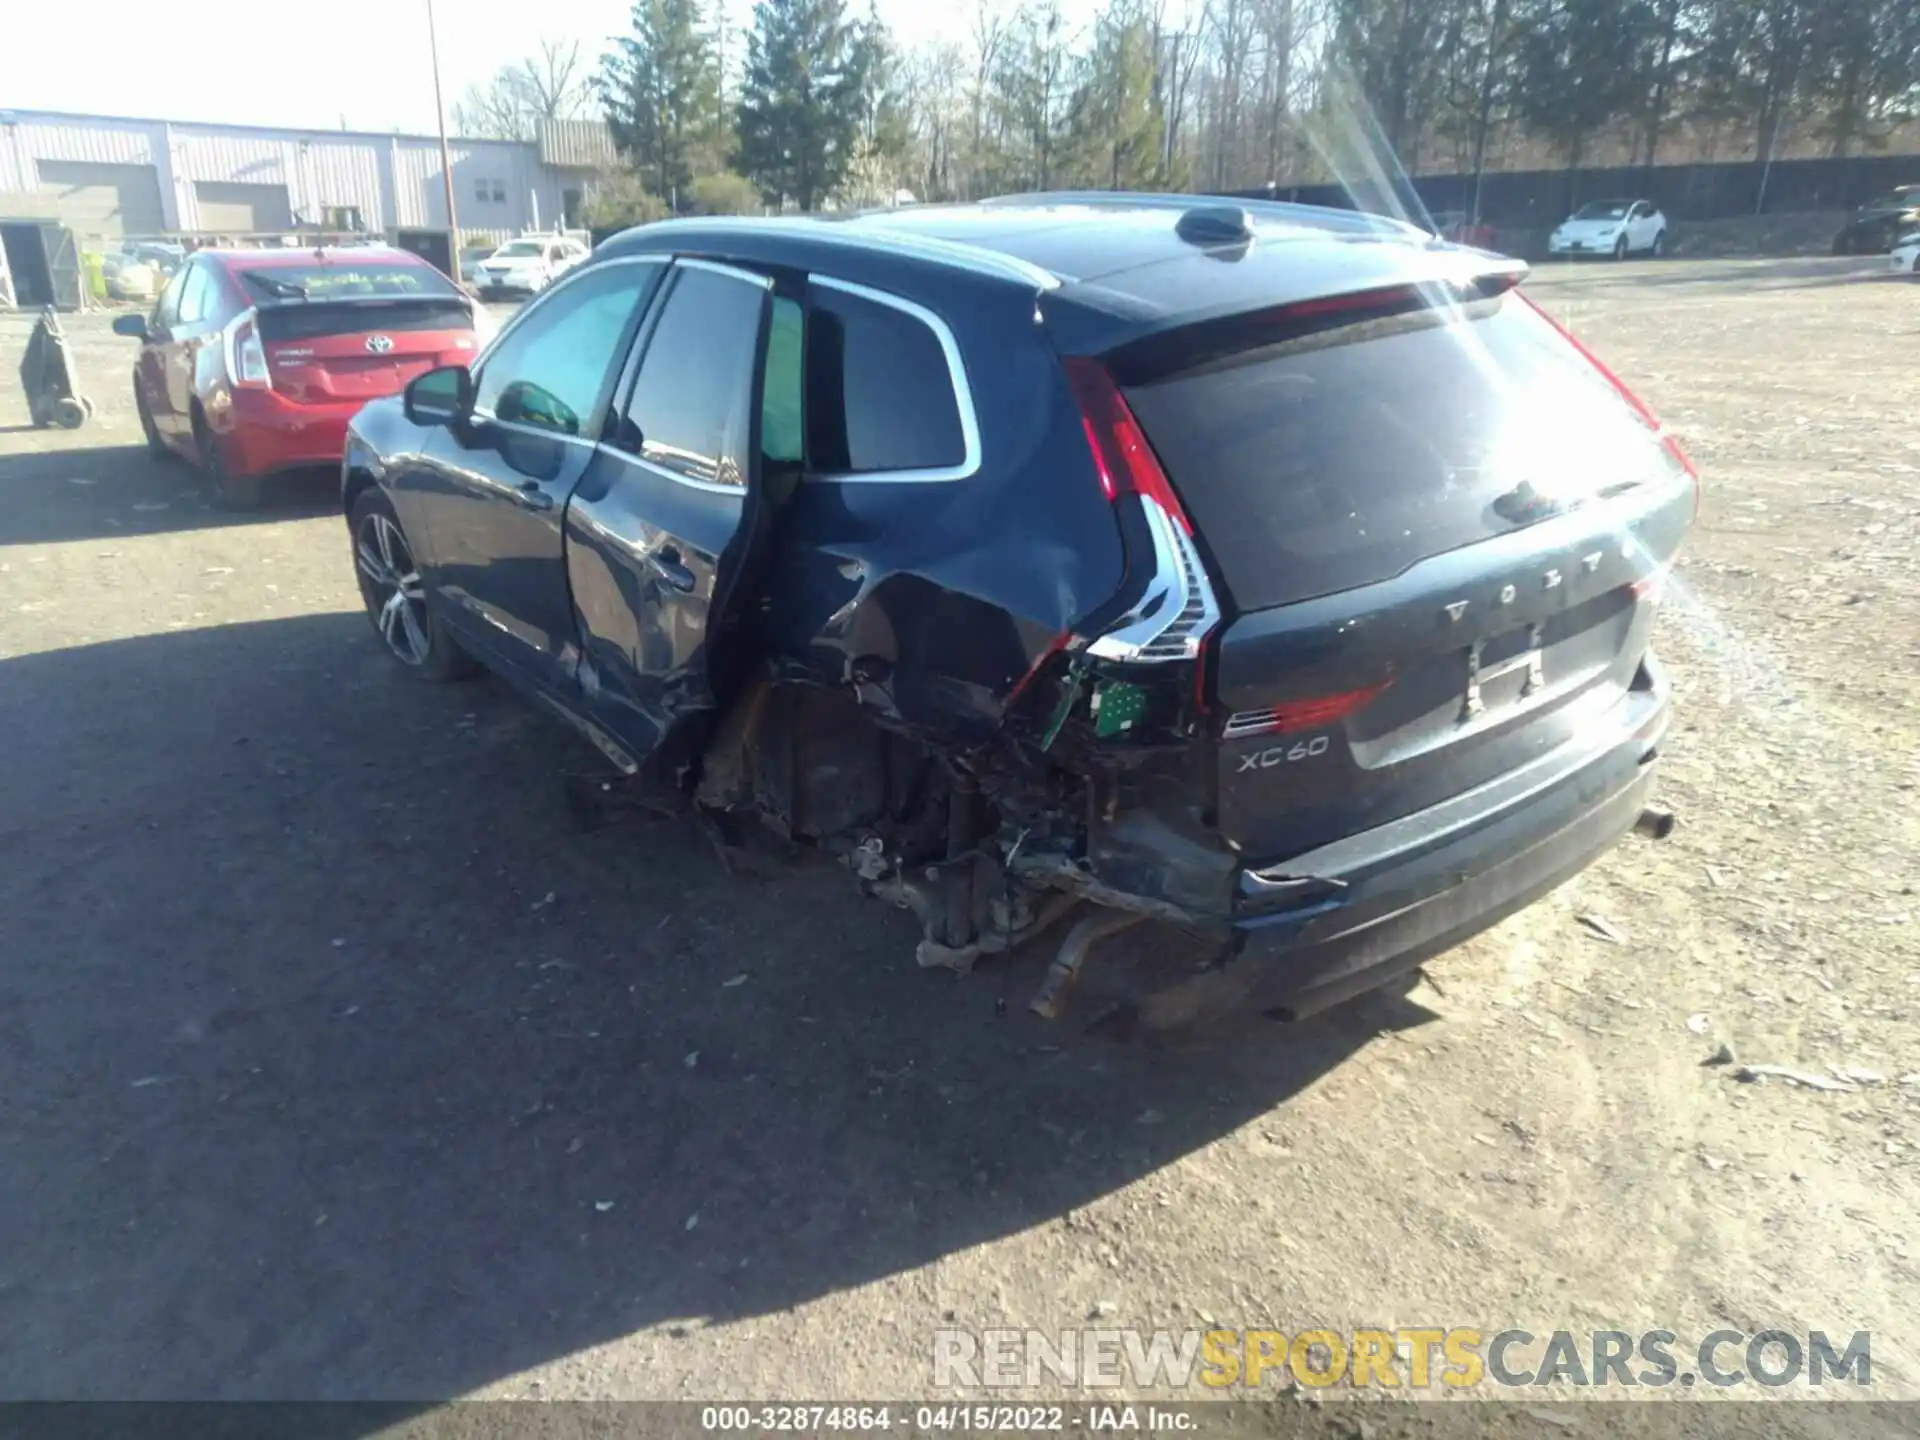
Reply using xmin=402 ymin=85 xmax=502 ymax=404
xmin=193 ymin=412 xmax=262 ymax=510
xmin=136 ymin=387 xmax=168 ymax=459
xmin=53 ymin=397 xmax=86 ymax=429
xmin=1650 ymin=230 xmax=1666 ymax=258
xmin=348 ymin=488 xmax=478 ymax=682
xmin=1612 ymin=235 xmax=1629 ymax=260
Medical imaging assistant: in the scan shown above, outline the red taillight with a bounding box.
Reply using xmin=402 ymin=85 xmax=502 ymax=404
xmin=1062 ymin=357 xmax=1193 ymax=533
xmin=1520 ymin=291 xmax=1697 ymax=517
xmin=225 ymin=310 xmax=271 ymax=389
xmin=1225 ymin=680 xmax=1393 ymax=740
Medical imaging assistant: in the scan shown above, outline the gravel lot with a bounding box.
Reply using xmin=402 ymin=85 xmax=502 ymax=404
xmin=1 ymin=258 xmax=1915 ymax=1422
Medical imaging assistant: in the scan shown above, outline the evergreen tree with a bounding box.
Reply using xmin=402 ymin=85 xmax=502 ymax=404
xmin=600 ymin=0 xmax=723 ymax=208
xmin=736 ymin=0 xmax=869 ymax=210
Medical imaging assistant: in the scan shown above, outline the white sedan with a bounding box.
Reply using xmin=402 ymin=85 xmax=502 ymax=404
xmin=472 ymin=236 xmax=590 ymax=298
xmin=1548 ymin=199 xmax=1668 ymax=259
xmin=1890 ymin=231 xmax=1920 ymax=275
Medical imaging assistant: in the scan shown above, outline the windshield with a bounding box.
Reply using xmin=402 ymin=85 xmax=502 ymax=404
xmin=237 ymin=264 xmax=458 ymax=302
xmin=1573 ymin=201 xmax=1632 ymax=220
xmin=1865 ymin=188 xmax=1918 ymax=210
xmin=495 ymin=241 xmax=546 ymax=258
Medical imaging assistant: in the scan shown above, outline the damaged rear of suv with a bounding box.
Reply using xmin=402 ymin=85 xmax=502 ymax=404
xmin=343 ymin=193 xmax=1696 ymax=1031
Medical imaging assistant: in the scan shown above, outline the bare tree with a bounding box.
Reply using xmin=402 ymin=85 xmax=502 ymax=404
xmin=454 ymin=38 xmax=593 ymax=139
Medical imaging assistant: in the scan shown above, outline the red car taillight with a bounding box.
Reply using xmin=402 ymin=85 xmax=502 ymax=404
xmin=1521 ymin=292 xmax=1698 ymax=519
xmin=224 ymin=309 xmax=271 ymax=389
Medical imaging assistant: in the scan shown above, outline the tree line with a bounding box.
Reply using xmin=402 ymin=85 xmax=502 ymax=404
xmin=457 ymin=0 xmax=1920 ymax=223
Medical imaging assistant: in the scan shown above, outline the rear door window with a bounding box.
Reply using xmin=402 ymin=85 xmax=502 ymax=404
xmin=622 ymin=263 xmax=770 ymax=489
xmin=1123 ymin=295 xmax=1683 ymax=611
xmin=806 ymin=281 xmax=967 ymax=475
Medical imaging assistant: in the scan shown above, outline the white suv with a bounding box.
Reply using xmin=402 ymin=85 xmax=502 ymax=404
xmin=473 ymin=236 xmax=589 ymax=298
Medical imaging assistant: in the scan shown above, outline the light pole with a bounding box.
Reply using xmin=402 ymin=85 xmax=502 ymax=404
xmin=426 ymin=0 xmax=461 ymax=273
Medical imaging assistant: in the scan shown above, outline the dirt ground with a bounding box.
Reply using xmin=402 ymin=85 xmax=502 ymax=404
xmin=1 ymin=257 xmax=1915 ymax=1424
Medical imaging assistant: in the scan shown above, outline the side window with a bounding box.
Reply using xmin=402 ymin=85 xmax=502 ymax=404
xmin=152 ymin=267 xmax=186 ymax=329
xmin=474 ymin=262 xmax=660 ymax=436
xmin=806 ymin=282 xmax=966 ymax=474
xmin=761 ymin=296 xmax=804 ymax=465
xmin=176 ymin=264 xmax=213 ymax=325
xmin=623 ymin=264 xmax=768 ymax=489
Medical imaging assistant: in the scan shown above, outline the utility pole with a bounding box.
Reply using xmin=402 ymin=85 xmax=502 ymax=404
xmin=427 ymin=0 xmax=461 ymax=271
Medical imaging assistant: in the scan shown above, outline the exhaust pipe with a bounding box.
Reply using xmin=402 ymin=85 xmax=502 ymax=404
xmin=1634 ymin=806 xmax=1676 ymax=840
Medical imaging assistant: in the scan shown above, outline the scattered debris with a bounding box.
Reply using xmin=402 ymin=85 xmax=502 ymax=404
xmin=530 ymin=891 xmax=557 ymax=912
xmin=1687 ymin=1013 xmax=1711 ymax=1034
xmin=1705 ymin=865 xmax=1727 ymax=889
xmin=722 ymin=973 xmax=749 ymax=988
xmin=685 ymin=1212 xmax=700 ymax=1231
xmin=1578 ymin=913 xmax=1627 ymax=944
xmin=1703 ymin=1043 xmax=1737 ymax=1067
xmin=566 ymin=1136 xmax=584 ymax=1155
xmin=130 ymin=1076 xmax=163 ymax=1088
xmin=330 ymin=938 xmax=346 ymax=948
xmin=1734 ymin=1064 xmax=1856 ymax=1092
xmin=1700 ymin=1153 xmax=1729 ymax=1172
xmin=683 ymin=1050 xmax=700 ymax=1069
xmin=1088 ymin=1300 xmax=1118 ymax=1319
xmin=594 ymin=1201 xmax=615 ymax=1213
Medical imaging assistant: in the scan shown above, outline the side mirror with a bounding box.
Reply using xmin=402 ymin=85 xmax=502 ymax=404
xmin=405 ymin=364 xmax=473 ymax=427
xmin=112 ymin=314 xmax=149 ymax=341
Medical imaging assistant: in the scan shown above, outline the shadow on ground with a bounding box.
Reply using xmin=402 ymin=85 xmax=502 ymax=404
xmin=0 ymin=447 xmax=335 ymax=546
xmin=0 ymin=613 xmax=1431 ymax=1405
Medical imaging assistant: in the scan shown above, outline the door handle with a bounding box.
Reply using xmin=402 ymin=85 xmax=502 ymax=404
xmin=514 ymin=480 xmax=554 ymax=512
xmin=646 ymin=547 xmax=697 ymax=593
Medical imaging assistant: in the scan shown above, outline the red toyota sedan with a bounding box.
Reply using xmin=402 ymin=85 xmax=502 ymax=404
xmin=113 ymin=245 xmax=488 ymax=507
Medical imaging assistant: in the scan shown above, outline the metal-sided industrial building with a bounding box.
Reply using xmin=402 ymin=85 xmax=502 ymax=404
xmin=0 ymin=108 xmax=611 ymax=242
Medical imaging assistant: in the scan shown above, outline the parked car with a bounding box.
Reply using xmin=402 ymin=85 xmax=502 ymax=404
xmin=1890 ymin=229 xmax=1920 ymax=275
xmin=458 ymin=241 xmax=498 ymax=286
xmin=1834 ymin=186 xmax=1920 ymax=255
xmin=1548 ymin=199 xmax=1668 ymax=259
xmin=472 ymin=235 xmax=589 ymax=298
xmin=341 ymin=194 xmax=1696 ymax=1030
xmin=113 ymin=244 xmax=486 ymax=508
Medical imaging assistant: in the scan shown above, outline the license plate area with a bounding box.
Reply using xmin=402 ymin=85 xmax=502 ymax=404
xmin=1464 ymin=625 xmax=1544 ymax=719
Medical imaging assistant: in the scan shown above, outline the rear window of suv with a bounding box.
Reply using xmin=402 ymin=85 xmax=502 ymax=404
xmin=1122 ymin=295 xmax=1683 ymax=611
xmin=806 ymin=283 xmax=966 ymax=475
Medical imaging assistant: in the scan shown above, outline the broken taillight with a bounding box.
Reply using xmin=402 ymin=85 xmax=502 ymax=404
xmin=1062 ymin=358 xmax=1220 ymax=683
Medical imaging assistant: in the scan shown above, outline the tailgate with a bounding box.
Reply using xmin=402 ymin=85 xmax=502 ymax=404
xmin=257 ymin=298 xmax=477 ymax=404
xmin=1120 ymin=289 xmax=1696 ymax=863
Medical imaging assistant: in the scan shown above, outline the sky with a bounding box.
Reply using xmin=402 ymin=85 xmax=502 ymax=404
xmin=0 ymin=0 xmax=1060 ymax=138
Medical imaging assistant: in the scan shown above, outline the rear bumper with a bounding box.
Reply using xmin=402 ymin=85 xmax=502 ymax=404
xmin=1143 ymin=664 xmax=1669 ymax=1026
xmin=216 ymin=391 xmax=365 ymax=476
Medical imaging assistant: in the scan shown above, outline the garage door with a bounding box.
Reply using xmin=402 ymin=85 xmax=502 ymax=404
xmin=193 ymin=181 xmax=294 ymax=234
xmin=31 ymin=161 xmax=168 ymax=239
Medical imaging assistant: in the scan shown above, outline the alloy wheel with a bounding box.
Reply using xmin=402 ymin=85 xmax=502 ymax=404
xmin=355 ymin=512 xmax=431 ymax=666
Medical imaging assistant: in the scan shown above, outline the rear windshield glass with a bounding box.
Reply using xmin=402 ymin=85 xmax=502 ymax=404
xmin=1123 ymin=296 xmax=1680 ymax=611
xmin=1573 ymin=201 xmax=1632 ymax=219
xmin=238 ymin=264 xmax=457 ymax=302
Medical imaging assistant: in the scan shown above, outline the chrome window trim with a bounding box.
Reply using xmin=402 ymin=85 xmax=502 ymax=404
xmin=676 ymin=256 xmax=774 ymax=288
xmin=804 ymin=274 xmax=981 ymax=485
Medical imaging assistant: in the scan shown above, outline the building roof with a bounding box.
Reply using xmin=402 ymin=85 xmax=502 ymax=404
xmin=537 ymin=119 xmax=617 ymax=170
xmin=0 ymin=107 xmax=535 ymax=151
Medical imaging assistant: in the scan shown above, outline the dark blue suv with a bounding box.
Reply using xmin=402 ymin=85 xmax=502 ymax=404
xmin=341 ymin=193 xmax=1696 ymax=1031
